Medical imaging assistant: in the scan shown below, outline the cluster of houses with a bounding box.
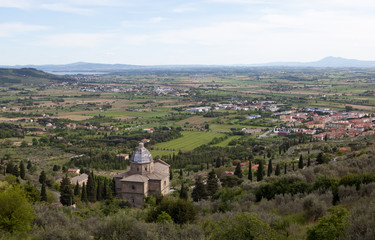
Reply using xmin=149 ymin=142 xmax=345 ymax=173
xmin=276 ymin=109 xmax=375 ymax=140
xmin=185 ymin=101 xmax=280 ymax=113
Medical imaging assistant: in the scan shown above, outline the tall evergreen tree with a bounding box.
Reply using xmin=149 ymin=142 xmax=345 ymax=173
xmin=234 ymin=163 xmax=243 ymax=178
xmin=215 ymin=157 xmax=221 ymax=168
xmin=74 ymin=181 xmax=80 ymax=196
xmin=248 ymin=161 xmax=253 ymax=181
xmin=275 ymin=164 xmax=281 ymax=176
xmin=27 ymin=160 xmax=32 ymax=170
xmin=307 ymin=155 xmax=311 ymax=167
xmin=267 ymin=159 xmax=273 ymax=177
xmin=60 ymin=175 xmax=74 ymax=206
xmin=103 ymin=178 xmax=108 ymax=199
xmin=257 ymin=160 xmax=264 ymax=182
xmin=97 ymin=180 xmax=103 ymax=201
xmin=207 ymin=169 xmax=219 ymax=196
xmin=284 ymin=163 xmax=287 ymax=174
xmin=316 ymin=152 xmax=324 ymax=164
xmin=87 ymin=171 xmax=96 ymax=202
xmin=179 ymin=169 xmax=183 ymax=177
xmin=81 ymin=182 xmax=88 ymax=202
xmin=41 ymin=182 xmax=47 ymax=201
xmin=19 ymin=161 xmax=25 ymax=180
xmin=39 ymin=171 xmax=46 ymax=184
xmin=292 ymin=162 xmax=295 ymax=171
xmin=298 ymin=154 xmax=304 ymax=169
xmin=169 ymin=169 xmax=173 ymax=180
xmin=179 ymin=182 xmax=188 ymax=200
xmin=191 ymin=176 xmax=207 ymax=202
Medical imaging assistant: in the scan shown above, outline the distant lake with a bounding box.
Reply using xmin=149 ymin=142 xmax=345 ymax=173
xmin=46 ymin=71 xmax=109 ymax=75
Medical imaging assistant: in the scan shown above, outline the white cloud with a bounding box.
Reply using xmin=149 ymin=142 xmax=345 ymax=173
xmin=0 ymin=0 xmax=31 ymax=9
xmin=0 ymin=22 xmax=48 ymax=38
xmin=149 ymin=17 xmax=166 ymax=23
xmin=40 ymin=3 xmax=94 ymax=15
xmin=37 ymin=33 xmax=111 ymax=47
xmin=172 ymin=5 xmax=196 ymax=13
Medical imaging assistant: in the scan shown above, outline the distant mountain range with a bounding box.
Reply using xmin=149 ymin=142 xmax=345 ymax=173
xmin=2 ymin=57 xmax=375 ymax=73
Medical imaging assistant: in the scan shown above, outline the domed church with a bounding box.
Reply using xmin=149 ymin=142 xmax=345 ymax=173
xmin=114 ymin=143 xmax=170 ymax=206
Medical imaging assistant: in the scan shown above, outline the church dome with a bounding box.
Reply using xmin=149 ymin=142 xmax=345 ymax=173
xmin=131 ymin=142 xmax=152 ymax=163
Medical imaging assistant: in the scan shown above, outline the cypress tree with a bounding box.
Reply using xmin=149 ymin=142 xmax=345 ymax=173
xmin=307 ymin=155 xmax=311 ymax=167
xmin=39 ymin=170 xmax=46 ymax=184
xmin=97 ymin=180 xmax=103 ymax=201
xmin=103 ymin=178 xmax=108 ymax=199
xmin=27 ymin=160 xmax=32 ymax=170
xmin=81 ymin=182 xmax=88 ymax=202
xmin=248 ymin=161 xmax=253 ymax=181
xmin=284 ymin=163 xmax=287 ymax=174
xmin=179 ymin=182 xmax=188 ymax=200
xmin=74 ymin=181 xmax=80 ymax=196
xmin=275 ymin=164 xmax=281 ymax=176
xmin=19 ymin=161 xmax=25 ymax=180
xmin=234 ymin=163 xmax=243 ymax=178
xmin=316 ymin=152 xmax=324 ymax=164
xmin=267 ymin=159 xmax=273 ymax=177
xmin=292 ymin=162 xmax=295 ymax=171
xmin=298 ymin=154 xmax=303 ymax=169
xmin=215 ymin=157 xmax=221 ymax=168
xmin=169 ymin=169 xmax=173 ymax=180
xmin=60 ymin=175 xmax=74 ymax=206
xmin=179 ymin=169 xmax=183 ymax=177
xmin=207 ymin=169 xmax=219 ymax=196
xmin=41 ymin=182 xmax=47 ymax=201
xmin=257 ymin=160 xmax=264 ymax=182
xmin=87 ymin=171 xmax=96 ymax=202
xmin=191 ymin=176 xmax=207 ymax=202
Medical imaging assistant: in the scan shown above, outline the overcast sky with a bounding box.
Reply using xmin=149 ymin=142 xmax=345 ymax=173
xmin=1 ymin=0 xmax=375 ymax=65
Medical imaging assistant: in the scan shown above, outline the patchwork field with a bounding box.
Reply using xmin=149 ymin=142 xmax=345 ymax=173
xmin=152 ymin=130 xmax=225 ymax=151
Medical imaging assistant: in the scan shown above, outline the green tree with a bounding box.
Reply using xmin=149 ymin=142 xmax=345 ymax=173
xmin=308 ymin=155 xmax=311 ymax=167
xmin=81 ymin=182 xmax=88 ymax=202
xmin=169 ymin=169 xmax=173 ymax=180
xmin=317 ymin=152 xmax=325 ymax=164
xmin=248 ymin=161 xmax=253 ymax=181
xmin=299 ymin=154 xmax=304 ymax=169
xmin=257 ymin=160 xmax=264 ymax=182
xmin=192 ymin=176 xmax=207 ymax=202
xmin=26 ymin=160 xmax=32 ymax=170
xmin=275 ymin=164 xmax=281 ymax=176
xmin=60 ymin=175 xmax=74 ymax=206
xmin=41 ymin=182 xmax=47 ymax=201
xmin=74 ymin=181 xmax=80 ymax=196
xmin=234 ymin=163 xmax=243 ymax=178
xmin=0 ymin=184 xmax=35 ymax=232
xmin=87 ymin=171 xmax=96 ymax=202
xmin=267 ymin=159 xmax=272 ymax=177
xmin=39 ymin=170 xmax=46 ymax=184
xmin=32 ymin=138 xmax=38 ymax=146
xmin=215 ymin=157 xmax=221 ymax=168
xmin=156 ymin=211 xmax=173 ymax=223
xmin=19 ymin=161 xmax=25 ymax=180
xmin=179 ymin=182 xmax=188 ymax=200
xmin=210 ymin=212 xmax=278 ymax=240
xmin=306 ymin=206 xmax=349 ymax=240
xmin=284 ymin=163 xmax=287 ymax=174
xmin=207 ymin=169 xmax=219 ymax=196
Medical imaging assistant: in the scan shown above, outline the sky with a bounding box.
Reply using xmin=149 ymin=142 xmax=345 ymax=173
xmin=1 ymin=0 xmax=375 ymax=65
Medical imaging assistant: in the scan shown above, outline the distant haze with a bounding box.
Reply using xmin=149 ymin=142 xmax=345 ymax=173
xmin=2 ymin=57 xmax=375 ymax=73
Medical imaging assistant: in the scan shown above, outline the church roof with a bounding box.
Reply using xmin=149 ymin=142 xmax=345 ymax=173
xmin=131 ymin=142 xmax=152 ymax=163
xmin=121 ymin=174 xmax=149 ymax=183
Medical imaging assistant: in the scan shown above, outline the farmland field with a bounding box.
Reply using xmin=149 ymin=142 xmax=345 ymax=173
xmin=152 ymin=130 xmax=225 ymax=151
